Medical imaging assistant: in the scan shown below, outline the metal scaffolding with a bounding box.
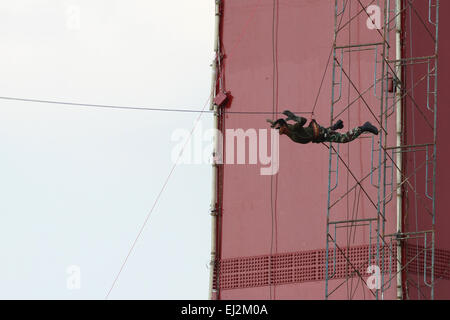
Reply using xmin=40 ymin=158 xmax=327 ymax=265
xmin=325 ymin=0 xmax=439 ymax=299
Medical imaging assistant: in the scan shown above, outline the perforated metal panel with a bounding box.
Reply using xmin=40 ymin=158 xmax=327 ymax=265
xmin=214 ymin=243 xmax=405 ymax=291
xmin=406 ymin=245 xmax=450 ymax=281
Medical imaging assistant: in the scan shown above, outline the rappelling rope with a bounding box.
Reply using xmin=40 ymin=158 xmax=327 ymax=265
xmin=309 ymin=0 xmax=349 ymax=121
xmin=269 ymin=0 xmax=279 ymax=301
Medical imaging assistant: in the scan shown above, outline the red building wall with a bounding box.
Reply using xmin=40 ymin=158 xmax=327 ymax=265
xmin=213 ymin=0 xmax=449 ymax=299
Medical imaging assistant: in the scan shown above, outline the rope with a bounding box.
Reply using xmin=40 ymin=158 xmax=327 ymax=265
xmin=105 ymin=94 xmax=212 ymax=299
xmin=310 ymin=0 xmax=349 ymax=119
xmin=0 ymin=95 xmax=311 ymax=115
xmin=269 ymin=0 xmax=279 ymax=300
xmin=346 ymin=0 xmax=352 ymax=299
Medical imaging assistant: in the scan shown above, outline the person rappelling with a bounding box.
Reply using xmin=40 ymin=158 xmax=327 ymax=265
xmin=267 ymin=110 xmax=379 ymax=144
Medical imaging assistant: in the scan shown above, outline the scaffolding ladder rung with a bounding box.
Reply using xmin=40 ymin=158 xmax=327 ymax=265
xmin=385 ymin=143 xmax=434 ymax=150
xmin=387 ymin=55 xmax=437 ymax=63
xmin=328 ymin=218 xmax=378 ymax=225
xmin=334 ymin=42 xmax=384 ymax=50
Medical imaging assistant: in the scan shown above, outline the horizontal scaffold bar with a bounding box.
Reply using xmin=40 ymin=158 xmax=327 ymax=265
xmin=328 ymin=218 xmax=378 ymax=225
xmin=334 ymin=42 xmax=385 ymax=49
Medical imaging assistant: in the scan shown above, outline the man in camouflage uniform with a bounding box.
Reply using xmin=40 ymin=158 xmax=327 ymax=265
xmin=267 ymin=110 xmax=378 ymax=144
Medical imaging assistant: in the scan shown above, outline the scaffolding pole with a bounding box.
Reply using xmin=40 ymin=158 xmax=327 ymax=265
xmin=325 ymin=0 xmax=439 ymax=300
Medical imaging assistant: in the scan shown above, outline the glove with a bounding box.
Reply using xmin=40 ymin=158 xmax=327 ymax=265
xmin=266 ymin=119 xmax=275 ymax=127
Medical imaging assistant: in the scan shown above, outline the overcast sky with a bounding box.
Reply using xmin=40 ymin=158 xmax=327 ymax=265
xmin=0 ymin=0 xmax=215 ymax=299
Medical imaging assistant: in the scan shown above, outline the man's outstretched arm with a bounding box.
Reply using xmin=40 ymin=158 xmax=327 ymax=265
xmin=283 ymin=110 xmax=307 ymax=126
xmin=267 ymin=118 xmax=286 ymax=128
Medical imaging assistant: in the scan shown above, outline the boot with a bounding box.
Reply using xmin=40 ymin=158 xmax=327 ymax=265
xmin=330 ymin=119 xmax=344 ymax=131
xmin=359 ymin=121 xmax=379 ymax=135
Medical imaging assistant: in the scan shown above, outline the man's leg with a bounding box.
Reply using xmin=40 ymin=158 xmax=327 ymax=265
xmin=323 ymin=127 xmax=363 ymax=143
xmin=328 ymin=119 xmax=344 ymax=131
xmin=322 ymin=122 xmax=378 ymax=143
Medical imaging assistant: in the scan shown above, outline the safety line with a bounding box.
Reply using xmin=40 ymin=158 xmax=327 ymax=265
xmin=310 ymin=0 xmax=351 ymax=118
xmin=0 ymin=95 xmax=312 ymax=116
xmin=269 ymin=0 xmax=279 ymax=301
xmin=105 ymin=93 xmax=212 ymax=299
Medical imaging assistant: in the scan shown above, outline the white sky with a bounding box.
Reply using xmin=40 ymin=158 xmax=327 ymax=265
xmin=0 ymin=0 xmax=215 ymax=299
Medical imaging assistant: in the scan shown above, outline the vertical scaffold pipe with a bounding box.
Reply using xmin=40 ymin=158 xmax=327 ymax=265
xmin=430 ymin=0 xmax=440 ymax=301
xmin=325 ymin=0 xmax=340 ymax=300
xmin=208 ymin=0 xmax=221 ymax=300
xmin=395 ymin=0 xmax=403 ymax=300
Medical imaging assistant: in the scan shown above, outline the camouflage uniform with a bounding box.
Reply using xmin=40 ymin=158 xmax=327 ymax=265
xmin=315 ymin=125 xmax=363 ymax=144
xmin=268 ymin=114 xmax=365 ymax=144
